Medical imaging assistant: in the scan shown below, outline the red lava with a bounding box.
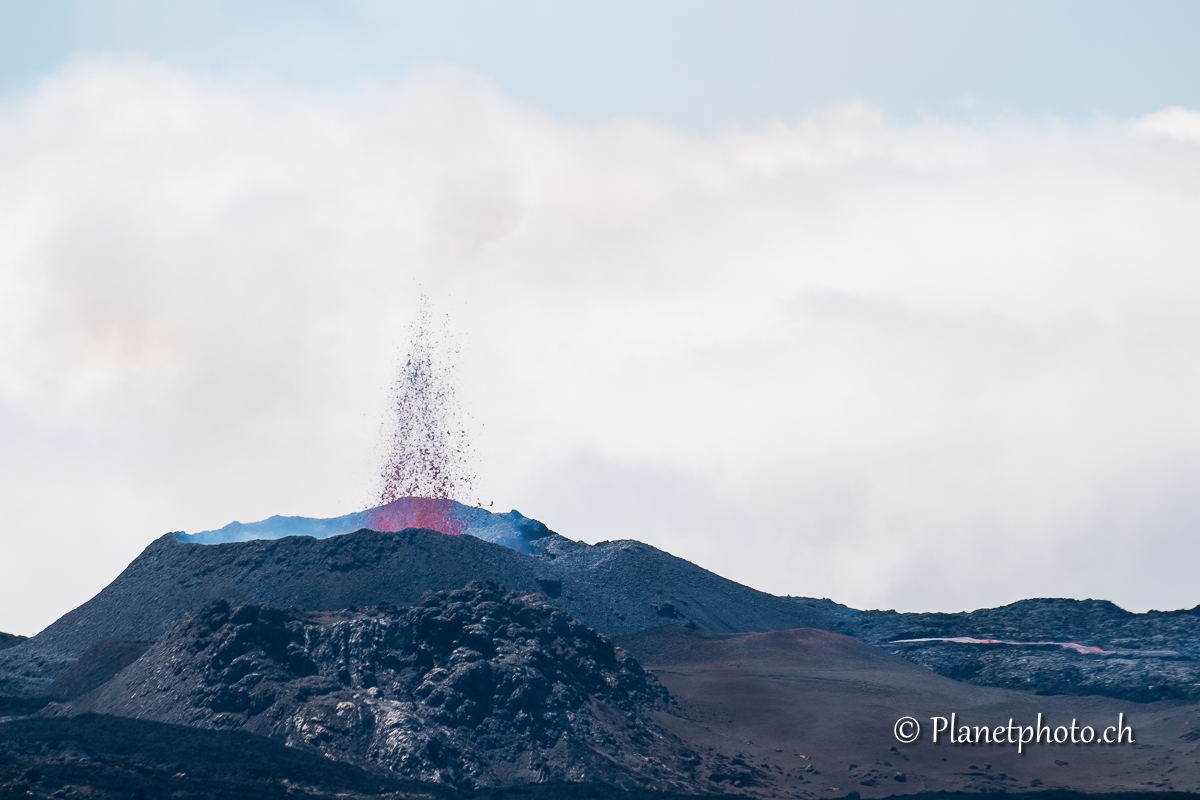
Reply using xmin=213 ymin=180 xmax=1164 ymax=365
xmin=364 ymin=497 xmax=470 ymax=537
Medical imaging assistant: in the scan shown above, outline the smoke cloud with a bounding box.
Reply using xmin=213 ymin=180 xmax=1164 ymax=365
xmin=2 ymin=55 xmax=1200 ymax=634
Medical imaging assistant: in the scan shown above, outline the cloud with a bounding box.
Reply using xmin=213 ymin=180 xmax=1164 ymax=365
xmin=2 ymin=55 xmax=1200 ymax=634
xmin=1133 ymin=106 xmax=1200 ymax=144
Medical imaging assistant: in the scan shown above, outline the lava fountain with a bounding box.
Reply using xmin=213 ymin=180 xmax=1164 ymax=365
xmin=373 ymin=297 xmax=476 ymax=535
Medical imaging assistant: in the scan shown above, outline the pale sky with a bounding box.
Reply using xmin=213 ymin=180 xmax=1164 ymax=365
xmin=3 ymin=2 xmax=1200 ymax=636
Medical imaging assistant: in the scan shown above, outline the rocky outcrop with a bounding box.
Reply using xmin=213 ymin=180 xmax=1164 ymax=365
xmin=60 ymin=583 xmax=707 ymax=791
xmin=0 ymin=632 xmax=25 ymax=651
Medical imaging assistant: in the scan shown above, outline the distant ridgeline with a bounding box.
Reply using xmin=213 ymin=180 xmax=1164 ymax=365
xmin=177 ymin=497 xmax=557 ymax=556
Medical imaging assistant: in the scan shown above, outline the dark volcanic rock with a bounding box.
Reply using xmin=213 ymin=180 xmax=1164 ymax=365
xmin=58 ymin=582 xmax=704 ymax=791
xmin=0 ymin=714 xmax=452 ymax=800
xmin=855 ymin=598 xmax=1200 ymax=702
xmin=889 ymin=639 xmax=1200 ymax=702
xmin=0 ymin=527 xmax=854 ymax=695
xmin=0 ymin=715 xmax=711 ymax=800
xmin=4 ymin=526 xmax=1199 ymax=703
xmin=856 ymin=598 xmax=1200 ymax=650
xmin=0 ymin=696 xmax=50 ymax=718
xmin=0 ymin=632 xmax=25 ymax=651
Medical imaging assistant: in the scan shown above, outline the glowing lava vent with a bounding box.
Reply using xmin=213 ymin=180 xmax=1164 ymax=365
xmin=177 ymin=496 xmax=557 ymax=555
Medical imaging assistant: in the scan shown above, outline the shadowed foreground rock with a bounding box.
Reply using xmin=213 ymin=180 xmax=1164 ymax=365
xmin=0 ymin=714 xmax=454 ymax=800
xmin=58 ymin=582 xmax=709 ymax=791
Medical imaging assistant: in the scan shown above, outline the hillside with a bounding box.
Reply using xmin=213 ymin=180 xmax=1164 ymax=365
xmin=0 ymin=528 xmax=853 ymax=696
xmin=2 ymin=521 xmax=1199 ymax=703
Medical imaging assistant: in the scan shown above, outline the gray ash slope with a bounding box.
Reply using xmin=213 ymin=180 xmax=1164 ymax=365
xmin=41 ymin=639 xmax=152 ymax=702
xmin=4 ymin=525 xmax=1200 ymax=702
xmin=55 ymin=583 xmax=714 ymax=792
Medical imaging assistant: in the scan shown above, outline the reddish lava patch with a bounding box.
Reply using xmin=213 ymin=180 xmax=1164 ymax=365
xmin=364 ymin=497 xmax=469 ymax=537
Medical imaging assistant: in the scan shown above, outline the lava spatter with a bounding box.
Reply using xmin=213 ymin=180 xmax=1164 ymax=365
xmin=377 ymin=297 xmax=476 ymax=535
